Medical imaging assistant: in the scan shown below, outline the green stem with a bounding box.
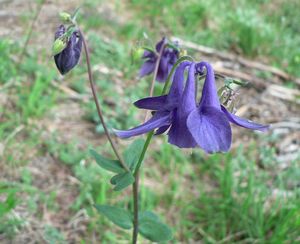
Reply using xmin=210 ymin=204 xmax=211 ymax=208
xmin=132 ymin=40 xmax=167 ymax=244
xmin=131 ymin=55 xmax=194 ymax=244
xmin=133 ymin=131 xmax=154 ymax=178
xmin=132 ymin=176 xmax=140 ymax=244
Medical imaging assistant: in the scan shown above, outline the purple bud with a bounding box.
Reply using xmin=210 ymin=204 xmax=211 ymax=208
xmin=54 ymin=25 xmax=82 ymax=75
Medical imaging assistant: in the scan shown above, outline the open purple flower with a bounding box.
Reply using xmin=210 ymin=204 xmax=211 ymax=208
xmin=116 ymin=60 xmax=269 ymax=154
xmin=186 ymin=61 xmax=269 ymax=153
xmin=115 ymin=61 xmax=195 ymax=148
xmin=139 ymin=37 xmax=179 ymax=83
xmin=54 ymin=25 xmax=82 ymax=75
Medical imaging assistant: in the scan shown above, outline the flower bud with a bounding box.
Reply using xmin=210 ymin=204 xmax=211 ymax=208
xmin=53 ymin=25 xmax=82 ymax=75
xmin=179 ymin=49 xmax=187 ymax=57
xmin=59 ymin=12 xmax=72 ymax=23
xmin=52 ymin=38 xmax=67 ymax=56
xmin=132 ymin=47 xmax=145 ymax=62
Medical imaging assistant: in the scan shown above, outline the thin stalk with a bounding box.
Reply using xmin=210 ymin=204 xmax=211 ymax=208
xmin=132 ymin=177 xmax=139 ymax=244
xmin=131 ymin=130 xmax=154 ymax=244
xmin=79 ymin=28 xmax=129 ymax=172
xmin=131 ymin=54 xmax=193 ymax=244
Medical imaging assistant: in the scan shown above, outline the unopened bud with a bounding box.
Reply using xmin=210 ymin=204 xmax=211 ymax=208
xmin=52 ymin=38 xmax=67 ymax=56
xmin=132 ymin=47 xmax=145 ymax=62
xmin=179 ymin=49 xmax=187 ymax=57
xmin=59 ymin=12 xmax=72 ymax=23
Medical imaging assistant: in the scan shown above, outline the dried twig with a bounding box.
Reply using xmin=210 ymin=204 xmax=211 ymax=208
xmin=267 ymin=84 xmax=300 ymax=104
xmin=19 ymin=0 xmax=45 ymax=64
xmin=51 ymin=80 xmax=91 ymax=102
xmin=172 ymin=36 xmax=300 ymax=86
xmin=213 ymin=65 xmax=266 ymax=88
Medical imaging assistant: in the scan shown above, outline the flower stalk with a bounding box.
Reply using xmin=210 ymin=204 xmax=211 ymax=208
xmin=79 ymin=28 xmax=130 ymax=172
xmin=132 ymin=43 xmax=165 ymax=244
xmin=131 ymin=55 xmax=193 ymax=244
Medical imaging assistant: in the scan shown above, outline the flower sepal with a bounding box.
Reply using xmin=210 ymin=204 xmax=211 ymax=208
xmin=52 ymin=38 xmax=67 ymax=56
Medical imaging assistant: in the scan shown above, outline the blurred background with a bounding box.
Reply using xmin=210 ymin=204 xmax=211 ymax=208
xmin=0 ymin=0 xmax=299 ymax=243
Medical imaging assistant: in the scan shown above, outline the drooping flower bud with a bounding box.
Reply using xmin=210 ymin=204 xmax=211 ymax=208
xmin=53 ymin=25 xmax=82 ymax=75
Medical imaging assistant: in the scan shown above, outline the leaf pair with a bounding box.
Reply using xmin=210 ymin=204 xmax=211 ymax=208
xmin=90 ymin=139 xmax=145 ymax=191
xmin=95 ymin=205 xmax=173 ymax=242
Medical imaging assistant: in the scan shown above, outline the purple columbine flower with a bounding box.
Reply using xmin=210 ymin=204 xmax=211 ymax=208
xmin=116 ymin=61 xmax=269 ymax=154
xmin=115 ymin=61 xmax=195 ymax=148
xmin=54 ymin=25 xmax=82 ymax=75
xmin=186 ymin=61 xmax=269 ymax=153
xmin=139 ymin=37 xmax=179 ymax=83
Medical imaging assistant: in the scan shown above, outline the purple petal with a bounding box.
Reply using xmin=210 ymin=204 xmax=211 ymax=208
xmin=168 ymin=63 xmax=197 ymax=148
xmin=169 ymin=50 xmax=179 ymax=65
xmin=72 ymin=32 xmax=82 ymax=60
xmin=168 ymin=109 xmax=197 ymax=148
xmin=142 ymin=50 xmax=155 ymax=59
xmin=156 ymin=55 xmax=169 ymax=82
xmin=181 ymin=63 xmax=196 ymax=113
xmin=197 ymin=62 xmax=221 ymax=109
xmin=114 ymin=112 xmax=170 ymax=138
xmin=134 ymin=95 xmax=167 ymax=110
xmin=155 ymin=125 xmax=170 ymax=135
xmin=155 ymin=37 xmax=166 ymax=52
xmin=55 ymin=25 xmax=65 ymax=39
xmin=139 ymin=60 xmax=155 ymax=78
xmin=167 ymin=61 xmax=191 ymax=104
xmin=187 ymin=106 xmax=232 ymax=153
xmin=221 ymin=106 xmax=270 ymax=132
xmin=156 ymin=45 xmax=179 ymax=82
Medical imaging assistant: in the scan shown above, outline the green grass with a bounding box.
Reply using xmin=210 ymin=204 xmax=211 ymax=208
xmin=186 ymin=148 xmax=300 ymax=242
xmin=0 ymin=0 xmax=299 ymax=242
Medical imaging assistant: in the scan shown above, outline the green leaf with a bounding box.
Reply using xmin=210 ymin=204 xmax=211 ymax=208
xmin=113 ymin=172 xmax=135 ymax=191
xmin=123 ymin=139 xmax=145 ymax=170
xmin=95 ymin=205 xmax=132 ymax=229
xmin=139 ymin=211 xmax=160 ymax=222
xmin=138 ymin=211 xmax=173 ymax=242
xmin=90 ymin=149 xmax=124 ymax=173
xmin=110 ymin=173 xmax=125 ymax=185
xmin=71 ymin=6 xmax=81 ymax=21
